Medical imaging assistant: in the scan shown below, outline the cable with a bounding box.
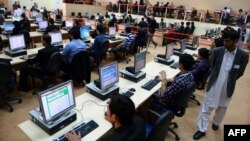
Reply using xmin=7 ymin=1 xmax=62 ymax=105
xmin=75 ymin=100 xmax=107 ymax=112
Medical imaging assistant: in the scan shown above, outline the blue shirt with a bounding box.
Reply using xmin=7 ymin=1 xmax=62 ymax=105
xmin=61 ymin=39 xmax=86 ymax=63
xmin=92 ymin=34 xmax=107 ymax=55
xmin=124 ymin=33 xmax=135 ymax=49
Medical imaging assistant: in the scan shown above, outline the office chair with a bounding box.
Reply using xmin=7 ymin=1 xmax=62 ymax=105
xmin=146 ymin=110 xmax=174 ymax=141
xmin=32 ymin=52 xmax=62 ymax=94
xmin=137 ymin=34 xmax=150 ymax=53
xmin=0 ymin=62 xmax=22 ymax=112
xmin=70 ymin=51 xmax=91 ymax=85
xmin=94 ymin=40 xmax=109 ymax=67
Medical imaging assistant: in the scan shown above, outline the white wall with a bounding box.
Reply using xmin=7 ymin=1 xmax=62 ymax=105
xmin=8 ymin=0 xmax=62 ymax=10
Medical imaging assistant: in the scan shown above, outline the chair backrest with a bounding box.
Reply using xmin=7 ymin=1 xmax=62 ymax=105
xmin=19 ymin=30 xmax=31 ymax=45
xmin=70 ymin=51 xmax=91 ymax=83
xmin=147 ymin=111 xmax=174 ymax=141
xmin=46 ymin=52 xmax=61 ymax=75
xmin=0 ymin=62 xmax=13 ymax=94
xmin=99 ymin=40 xmax=109 ymax=58
xmin=174 ymin=82 xmax=196 ymax=117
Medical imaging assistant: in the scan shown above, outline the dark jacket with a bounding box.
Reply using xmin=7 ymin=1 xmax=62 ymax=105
xmin=44 ymin=25 xmax=60 ymax=34
xmin=207 ymin=47 xmax=249 ymax=98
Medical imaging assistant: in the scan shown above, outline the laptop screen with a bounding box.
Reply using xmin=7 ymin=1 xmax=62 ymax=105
xmin=66 ymin=20 xmax=73 ymax=28
xmin=9 ymin=34 xmax=26 ymax=51
xmin=49 ymin=32 xmax=63 ymax=45
xmin=3 ymin=22 xmax=14 ymax=32
xmin=39 ymin=21 xmax=48 ymax=29
xmin=109 ymin=27 xmax=116 ymax=36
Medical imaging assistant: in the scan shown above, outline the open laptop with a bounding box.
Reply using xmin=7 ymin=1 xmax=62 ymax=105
xmin=3 ymin=22 xmax=14 ymax=34
xmin=12 ymin=16 xmax=21 ymax=21
xmin=35 ymin=16 xmax=43 ymax=24
xmin=49 ymin=31 xmax=63 ymax=47
xmin=63 ymin=20 xmax=73 ymax=31
xmin=106 ymin=27 xmax=116 ymax=39
xmin=38 ymin=21 xmax=48 ymax=32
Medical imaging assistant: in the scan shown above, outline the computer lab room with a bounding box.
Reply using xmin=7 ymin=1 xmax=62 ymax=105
xmin=0 ymin=0 xmax=249 ymax=141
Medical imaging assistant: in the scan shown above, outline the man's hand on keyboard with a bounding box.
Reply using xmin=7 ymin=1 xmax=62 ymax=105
xmin=65 ymin=131 xmax=81 ymax=141
xmin=159 ymin=70 xmax=167 ymax=80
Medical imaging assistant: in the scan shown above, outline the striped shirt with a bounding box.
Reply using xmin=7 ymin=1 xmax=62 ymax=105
xmin=124 ymin=33 xmax=135 ymax=49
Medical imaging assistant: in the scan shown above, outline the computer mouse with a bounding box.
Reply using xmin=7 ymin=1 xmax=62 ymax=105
xmin=129 ymin=88 xmax=136 ymax=92
xmin=155 ymin=76 xmax=159 ymax=79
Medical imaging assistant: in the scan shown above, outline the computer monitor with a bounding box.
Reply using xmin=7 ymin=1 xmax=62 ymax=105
xmin=85 ymin=19 xmax=91 ymax=26
xmin=192 ymin=36 xmax=199 ymax=47
xmin=109 ymin=27 xmax=116 ymax=36
xmin=165 ymin=43 xmax=174 ymax=60
xmin=49 ymin=31 xmax=63 ymax=45
xmin=38 ymin=80 xmax=76 ymax=124
xmin=99 ymin=62 xmax=119 ymax=91
xmin=39 ymin=21 xmax=48 ymax=29
xmin=36 ymin=16 xmax=43 ymax=23
xmin=9 ymin=34 xmax=26 ymax=51
xmin=3 ymin=22 xmax=14 ymax=32
xmin=65 ymin=20 xmax=73 ymax=28
xmin=80 ymin=26 xmax=90 ymax=39
xmin=134 ymin=51 xmax=147 ymax=74
xmin=110 ymin=15 xmax=113 ymax=20
xmin=12 ymin=16 xmax=21 ymax=21
xmin=31 ymin=11 xmax=38 ymax=18
xmin=90 ymin=20 xmax=96 ymax=29
xmin=180 ymin=39 xmax=186 ymax=53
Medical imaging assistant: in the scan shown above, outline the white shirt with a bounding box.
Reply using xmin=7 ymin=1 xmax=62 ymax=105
xmin=14 ymin=8 xmax=24 ymax=17
xmin=204 ymin=48 xmax=237 ymax=108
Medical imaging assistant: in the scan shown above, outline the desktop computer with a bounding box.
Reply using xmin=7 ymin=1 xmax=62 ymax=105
xmin=120 ymin=51 xmax=147 ymax=82
xmin=173 ymin=39 xmax=186 ymax=56
xmin=38 ymin=21 xmax=48 ymax=32
xmin=154 ymin=43 xmax=175 ymax=65
xmin=86 ymin=62 xmax=120 ymax=100
xmin=29 ymin=80 xmax=77 ymax=135
xmin=186 ymin=36 xmax=199 ymax=50
xmin=49 ymin=31 xmax=63 ymax=48
xmin=80 ymin=26 xmax=91 ymax=43
xmin=5 ymin=34 xmax=27 ymax=57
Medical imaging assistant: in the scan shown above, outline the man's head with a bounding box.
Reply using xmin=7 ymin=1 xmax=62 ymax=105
xmin=48 ymin=18 xmax=55 ymax=25
xmin=42 ymin=34 xmax=52 ymax=46
xmin=21 ymin=13 xmax=26 ymax=19
xmin=222 ymin=29 xmax=240 ymax=50
xmin=70 ymin=29 xmax=80 ymax=40
xmin=198 ymin=48 xmax=210 ymax=60
xmin=125 ymin=27 xmax=131 ymax=34
xmin=179 ymin=54 xmax=195 ymax=71
xmin=105 ymin=94 xmax=135 ymax=128
xmin=96 ymin=24 xmax=105 ymax=34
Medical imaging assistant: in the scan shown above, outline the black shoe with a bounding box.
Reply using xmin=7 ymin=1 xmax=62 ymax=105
xmin=193 ymin=131 xmax=205 ymax=140
xmin=212 ymin=123 xmax=219 ymax=131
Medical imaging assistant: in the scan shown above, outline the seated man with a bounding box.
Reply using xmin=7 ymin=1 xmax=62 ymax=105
xmin=18 ymin=35 xmax=59 ymax=91
xmin=20 ymin=13 xmax=31 ymax=31
xmin=134 ymin=24 xmax=148 ymax=53
xmin=191 ymin=48 xmax=210 ymax=89
xmin=88 ymin=24 xmax=107 ymax=58
xmin=61 ymin=29 xmax=86 ymax=72
xmin=65 ymin=94 xmax=146 ymax=141
xmin=111 ymin=27 xmax=134 ymax=60
xmin=44 ymin=18 xmax=60 ymax=34
xmin=11 ymin=21 xmax=21 ymax=35
xmin=152 ymin=54 xmax=195 ymax=109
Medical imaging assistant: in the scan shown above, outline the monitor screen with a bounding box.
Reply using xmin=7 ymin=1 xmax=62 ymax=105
xmin=65 ymin=20 xmax=73 ymax=28
xmin=3 ymin=22 xmax=14 ymax=31
xmin=110 ymin=15 xmax=113 ymax=20
xmin=36 ymin=16 xmax=43 ymax=23
xmin=193 ymin=36 xmax=199 ymax=47
xmin=49 ymin=31 xmax=62 ymax=45
xmin=90 ymin=20 xmax=96 ymax=29
xmin=31 ymin=11 xmax=38 ymax=17
xmin=80 ymin=26 xmax=90 ymax=39
xmin=109 ymin=27 xmax=116 ymax=36
xmin=134 ymin=51 xmax=146 ymax=74
xmin=180 ymin=39 xmax=186 ymax=53
xmin=38 ymin=80 xmax=76 ymax=123
xmin=9 ymin=34 xmax=26 ymax=51
xmin=39 ymin=21 xmax=48 ymax=29
xmin=99 ymin=62 xmax=119 ymax=91
xmin=117 ymin=24 xmax=125 ymax=31
xmin=166 ymin=43 xmax=174 ymax=59
xmin=85 ymin=19 xmax=91 ymax=26
xmin=12 ymin=16 xmax=21 ymax=21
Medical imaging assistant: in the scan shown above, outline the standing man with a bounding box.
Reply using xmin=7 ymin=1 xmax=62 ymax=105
xmin=193 ymin=29 xmax=249 ymax=140
xmin=147 ymin=15 xmax=158 ymax=48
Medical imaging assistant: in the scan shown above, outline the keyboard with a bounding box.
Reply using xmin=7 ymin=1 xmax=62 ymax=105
xmin=121 ymin=91 xmax=134 ymax=97
xmin=28 ymin=54 xmax=37 ymax=58
xmin=53 ymin=119 xmax=98 ymax=141
xmin=141 ymin=78 xmax=161 ymax=91
xmin=170 ymin=62 xmax=179 ymax=69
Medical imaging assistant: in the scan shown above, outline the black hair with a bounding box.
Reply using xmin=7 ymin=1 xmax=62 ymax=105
xmin=21 ymin=13 xmax=26 ymax=19
xmin=181 ymin=22 xmax=184 ymax=25
xmin=70 ymin=29 xmax=80 ymax=39
xmin=198 ymin=48 xmax=210 ymax=59
xmin=179 ymin=54 xmax=195 ymax=70
xmin=109 ymin=94 xmax=135 ymax=125
xmin=222 ymin=29 xmax=240 ymax=41
xmin=43 ymin=34 xmax=52 ymax=45
xmin=96 ymin=24 xmax=105 ymax=34
xmin=125 ymin=27 xmax=131 ymax=33
xmin=48 ymin=18 xmax=55 ymax=25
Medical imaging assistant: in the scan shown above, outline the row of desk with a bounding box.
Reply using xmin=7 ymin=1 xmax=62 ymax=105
xmin=18 ymin=48 xmax=197 ymax=141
